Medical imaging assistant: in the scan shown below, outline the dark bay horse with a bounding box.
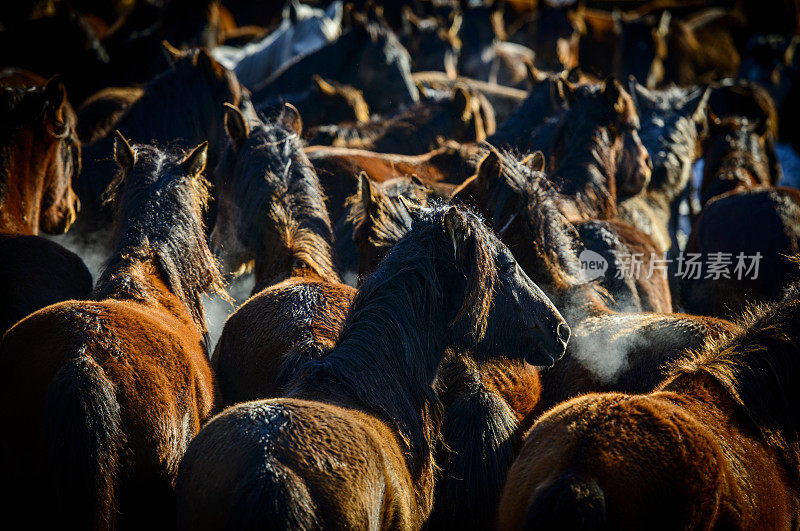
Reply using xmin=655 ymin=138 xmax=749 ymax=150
xmin=344 ymin=173 xmax=546 ymax=528
xmin=699 ymin=114 xmax=776 ymax=208
xmin=305 ymin=85 xmax=492 ymax=155
xmin=176 ymin=203 xmax=569 ymax=530
xmin=307 ymin=141 xmax=479 ymax=225
xmin=451 ymin=148 xmax=735 ymax=418
xmin=210 ymin=103 xmax=349 ymax=406
xmin=500 ymin=288 xmax=800 ymax=529
xmin=75 ymin=47 xmax=246 ymax=236
xmin=682 ymin=187 xmax=800 ymax=319
xmin=0 ymin=135 xmax=222 ymax=529
xmin=619 ymin=82 xmax=710 ymax=253
xmin=0 ymin=73 xmax=91 ymax=335
xmin=256 ymin=75 xmax=370 ymax=131
xmin=252 ymin=14 xmax=418 ymax=115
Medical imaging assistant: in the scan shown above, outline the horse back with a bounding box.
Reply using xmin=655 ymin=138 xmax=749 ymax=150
xmin=213 ymin=278 xmax=356 ymax=407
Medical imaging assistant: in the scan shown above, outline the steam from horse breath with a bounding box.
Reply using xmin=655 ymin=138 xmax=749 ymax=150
xmin=46 ymin=230 xmax=254 ymax=352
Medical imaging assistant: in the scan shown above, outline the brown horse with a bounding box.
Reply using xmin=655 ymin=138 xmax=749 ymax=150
xmin=305 ymin=85 xmax=492 ymax=155
xmin=0 ymin=135 xmax=222 ymax=529
xmin=210 ymin=103 xmax=350 ymax=407
xmin=499 ymin=288 xmax=800 ymax=529
xmin=0 ymin=74 xmax=81 ymax=235
xmin=176 ymin=202 xmax=570 ymax=530
xmin=0 ymin=73 xmax=91 ymax=335
xmin=307 ymin=140 xmax=479 ymax=225
xmin=699 ymin=114 xmax=776 ymax=208
xmin=452 ymin=148 xmax=735 ymax=419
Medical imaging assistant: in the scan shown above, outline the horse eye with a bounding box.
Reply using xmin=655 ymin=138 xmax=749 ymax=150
xmin=497 ymin=255 xmax=515 ymax=273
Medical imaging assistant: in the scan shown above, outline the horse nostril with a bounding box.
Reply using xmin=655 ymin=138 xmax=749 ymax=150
xmin=557 ymin=322 xmax=571 ymax=345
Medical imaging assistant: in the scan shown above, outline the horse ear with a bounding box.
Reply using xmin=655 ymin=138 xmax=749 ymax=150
xmin=523 ymin=151 xmax=546 ymax=172
xmin=359 ymin=172 xmax=373 ymax=210
xmin=278 ymin=102 xmax=303 ymax=135
xmin=183 ymin=142 xmax=208 ymax=177
xmin=313 ymin=75 xmax=337 ymax=96
xmin=223 ymin=103 xmax=249 ymax=148
xmin=603 ymin=76 xmax=625 ymax=115
xmin=476 ymin=148 xmax=502 ymax=189
xmin=325 ymin=0 xmax=343 ymax=24
xmin=113 ymin=130 xmax=135 ymax=173
xmin=196 ymin=48 xmax=223 ymax=79
xmin=453 ymin=86 xmax=472 ymax=121
xmin=526 ymin=63 xmax=546 ymax=87
xmin=655 ymin=10 xmax=671 ymax=38
xmin=552 ymin=76 xmax=576 ymax=108
xmin=685 ymin=87 xmax=711 ymax=126
xmin=286 ymin=0 xmax=301 ymax=24
xmin=784 ymin=35 xmax=799 ymax=68
xmin=161 ymin=40 xmax=182 ymax=65
xmin=443 ymin=206 xmax=470 ymax=264
xmin=44 ymin=75 xmax=68 ymax=137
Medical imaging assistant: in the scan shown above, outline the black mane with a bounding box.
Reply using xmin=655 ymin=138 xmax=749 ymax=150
xmin=289 ymin=203 xmax=499 ymax=477
xmin=94 ymin=143 xmax=224 ymax=333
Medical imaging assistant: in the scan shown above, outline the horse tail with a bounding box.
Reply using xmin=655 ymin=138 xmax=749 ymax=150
xmin=228 ymin=457 xmax=320 ymax=530
xmin=45 ymin=353 xmax=122 ymax=530
xmin=432 ymin=384 xmax=519 ymax=529
xmin=523 ymin=472 xmax=606 ymax=530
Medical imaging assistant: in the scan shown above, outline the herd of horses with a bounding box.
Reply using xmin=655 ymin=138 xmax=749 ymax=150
xmin=2 ymin=0 xmax=800 ymax=529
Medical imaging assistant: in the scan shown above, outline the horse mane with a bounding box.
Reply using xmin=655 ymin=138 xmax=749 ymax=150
xmin=221 ymin=114 xmax=339 ymax=286
xmin=94 ymin=143 xmax=225 ymax=333
xmin=490 ymin=148 xmax=584 ymax=292
xmin=668 ymin=286 xmax=800 ymax=470
xmin=290 ymin=203 xmax=498 ymax=477
xmin=546 ymin=84 xmax=620 ymax=218
xmin=345 ymin=177 xmax=436 ymax=259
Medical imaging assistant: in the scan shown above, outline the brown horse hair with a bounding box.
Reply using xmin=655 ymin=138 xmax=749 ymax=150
xmin=0 ymin=77 xmax=80 ymax=234
xmin=455 ymin=147 xmax=590 ymax=300
xmin=547 ymin=81 xmax=627 ymax=219
xmin=287 ymin=204 xmax=500 ymax=476
xmin=213 ymin=105 xmax=339 ymax=290
xmin=96 ymin=137 xmax=225 ymax=335
xmin=665 ymin=288 xmax=800 ymax=474
xmin=345 ymin=173 xmax=438 ymax=278
xmin=700 ymin=116 xmax=773 ymax=206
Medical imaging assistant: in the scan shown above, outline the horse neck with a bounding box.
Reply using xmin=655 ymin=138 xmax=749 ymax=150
xmin=251 ymin=217 xmax=340 ymax=292
xmin=550 ymin=122 xmax=618 ymax=219
xmin=0 ymin=139 xmax=46 ymax=234
xmin=93 ymin=254 xmax=200 ymax=332
xmin=292 ymin=256 xmax=449 ymax=481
